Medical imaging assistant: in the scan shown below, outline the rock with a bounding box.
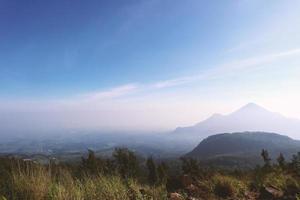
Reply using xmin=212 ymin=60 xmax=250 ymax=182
xmin=185 ymin=184 xmax=199 ymax=196
xmin=168 ymin=192 xmax=184 ymax=200
xmin=187 ymin=197 xmax=202 ymax=200
xmin=259 ymin=186 xmax=284 ymax=199
xmin=245 ymin=191 xmax=259 ymax=200
xmin=186 ymin=184 xmax=197 ymax=191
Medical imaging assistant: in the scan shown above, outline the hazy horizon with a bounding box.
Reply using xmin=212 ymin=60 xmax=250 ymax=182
xmin=1 ymin=1 xmax=300 ymax=133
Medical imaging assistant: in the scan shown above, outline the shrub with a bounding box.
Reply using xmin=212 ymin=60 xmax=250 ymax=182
xmin=214 ymin=179 xmax=234 ymax=198
xmin=263 ymin=172 xmax=298 ymax=189
xmin=213 ymin=175 xmax=247 ymax=198
xmin=285 ymin=177 xmax=300 ymax=196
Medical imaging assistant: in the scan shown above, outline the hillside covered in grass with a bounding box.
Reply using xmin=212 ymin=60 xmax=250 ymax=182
xmin=0 ymin=148 xmax=299 ymax=200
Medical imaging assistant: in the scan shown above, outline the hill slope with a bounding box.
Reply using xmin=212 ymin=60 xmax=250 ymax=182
xmin=186 ymin=132 xmax=300 ymax=162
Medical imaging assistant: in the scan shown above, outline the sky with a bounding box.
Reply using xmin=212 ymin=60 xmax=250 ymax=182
xmin=0 ymin=0 xmax=300 ymax=132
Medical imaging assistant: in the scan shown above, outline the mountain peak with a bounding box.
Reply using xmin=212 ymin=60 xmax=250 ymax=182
xmin=241 ymin=102 xmax=264 ymax=109
xmin=233 ymin=103 xmax=268 ymax=114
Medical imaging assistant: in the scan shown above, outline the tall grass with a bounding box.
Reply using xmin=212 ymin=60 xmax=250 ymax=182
xmin=11 ymin=164 xmax=51 ymax=200
xmin=0 ymin=153 xmax=299 ymax=200
xmin=6 ymin=162 xmax=167 ymax=200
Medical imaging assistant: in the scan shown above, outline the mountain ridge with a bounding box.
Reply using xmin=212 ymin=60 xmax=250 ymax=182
xmin=173 ymin=103 xmax=300 ymax=141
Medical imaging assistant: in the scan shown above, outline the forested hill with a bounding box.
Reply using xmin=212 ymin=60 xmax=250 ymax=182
xmin=186 ymin=132 xmax=300 ymax=160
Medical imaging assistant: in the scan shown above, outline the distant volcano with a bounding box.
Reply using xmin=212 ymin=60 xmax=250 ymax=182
xmin=173 ymin=103 xmax=300 ymax=141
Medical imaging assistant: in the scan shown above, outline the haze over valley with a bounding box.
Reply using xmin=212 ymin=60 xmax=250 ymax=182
xmin=1 ymin=103 xmax=300 ymax=166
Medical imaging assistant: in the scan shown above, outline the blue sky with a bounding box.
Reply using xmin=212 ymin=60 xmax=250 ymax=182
xmin=0 ymin=0 xmax=300 ymax=131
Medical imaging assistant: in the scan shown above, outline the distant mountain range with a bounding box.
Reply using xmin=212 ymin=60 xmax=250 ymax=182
xmin=185 ymin=132 xmax=300 ymax=167
xmin=173 ymin=103 xmax=300 ymax=142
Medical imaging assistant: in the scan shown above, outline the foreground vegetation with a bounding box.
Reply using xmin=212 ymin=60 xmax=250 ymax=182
xmin=0 ymin=148 xmax=299 ymax=200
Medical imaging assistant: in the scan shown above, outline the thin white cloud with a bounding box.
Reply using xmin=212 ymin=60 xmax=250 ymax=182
xmin=219 ymin=48 xmax=300 ymax=71
xmin=82 ymin=84 xmax=139 ymax=101
xmin=149 ymin=48 xmax=300 ymax=90
xmin=152 ymin=76 xmax=196 ymax=89
xmin=62 ymin=48 xmax=300 ymax=103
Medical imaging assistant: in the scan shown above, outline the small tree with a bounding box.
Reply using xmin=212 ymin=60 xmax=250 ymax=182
xmin=277 ymin=153 xmax=286 ymax=169
xmin=113 ymin=148 xmax=139 ymax=179
xmin=291 ymin=152 xmax=300 ymax=176
xmin=81 ymin=149 xmax=100 ymax=174
xmin=157 ymin=162 xmax=168 ymax=185
xmin=261 ymin=149 xmax=271 ymax=168
xmin=181 ymin=157 xmax=201 ymax=177
xmin=146 ymin=156 xmax=158 ymax=185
